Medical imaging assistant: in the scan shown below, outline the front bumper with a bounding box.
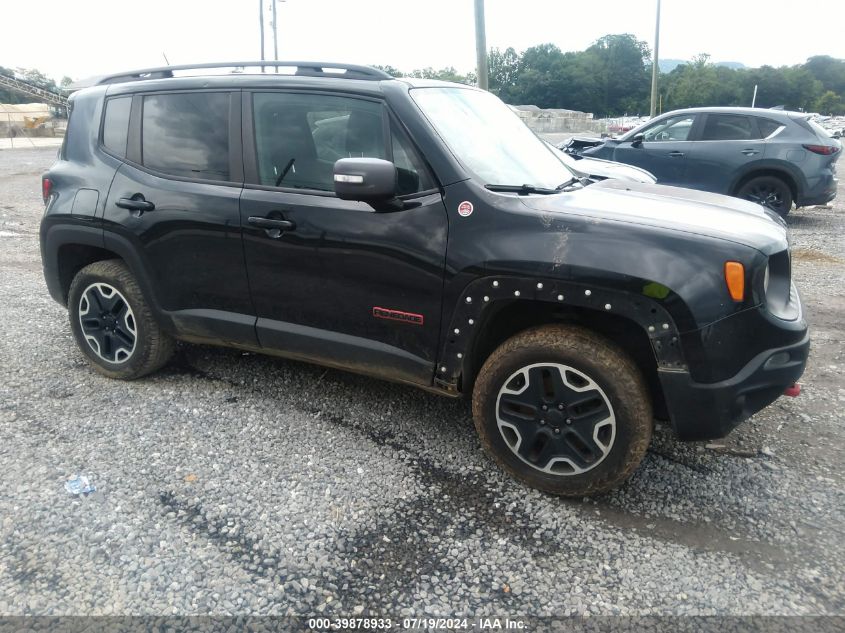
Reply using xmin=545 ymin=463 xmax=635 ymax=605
xmin=658 ymin=330 xmax=810 ymax=441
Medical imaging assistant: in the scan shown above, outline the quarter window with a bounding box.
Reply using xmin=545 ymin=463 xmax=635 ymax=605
xmin=141 ymin=92 xmax=230 ymax=180
xmin=102 ymin=97 xmax=131 ymax=157
xmin=701 ymin=114 xmax=756 ymax=141
xmin=756 ymin=118 xmax=783 ymax=138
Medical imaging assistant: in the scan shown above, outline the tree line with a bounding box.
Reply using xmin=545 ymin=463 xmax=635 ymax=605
xmin=378 ymin=35 xmax=845 ymax=117
xmin=4 ymin=40 xmax=844 ymax=117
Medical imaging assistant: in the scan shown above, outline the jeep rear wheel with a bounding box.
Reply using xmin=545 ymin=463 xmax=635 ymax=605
xmin=68 ymin=260 xmax=174 ymax=380
xmin=472 ymin=325 xmax=652 ymax=496
xmin=737 ymin=175 xmax=793 ymax=217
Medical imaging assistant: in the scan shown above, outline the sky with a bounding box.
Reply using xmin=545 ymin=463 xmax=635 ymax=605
xmin=1 ymin=0 xmax=843 ymax=82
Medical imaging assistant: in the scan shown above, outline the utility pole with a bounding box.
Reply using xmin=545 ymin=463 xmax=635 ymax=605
xmin=474 ymin=0 xmax=488 ymax=90
xmin=649 ymin=0 xmax=661 ymax=118
xmin=259 ymin=0 xmax=266 ymax=73
xmin=271 ymin=0 xmax=279 ymax=73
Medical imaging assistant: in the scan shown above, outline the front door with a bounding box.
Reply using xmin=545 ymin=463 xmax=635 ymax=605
xmin=613 ymin=113 xmax=700 ymax=186
xmin=240 ymin=90 xmax=448 ymax=386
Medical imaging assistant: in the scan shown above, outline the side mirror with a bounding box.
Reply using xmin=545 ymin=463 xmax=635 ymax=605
xmin=631 ymin=133 xmax=645 ymax=147
xmin=333 ymin=158 xmax=401 ymax=211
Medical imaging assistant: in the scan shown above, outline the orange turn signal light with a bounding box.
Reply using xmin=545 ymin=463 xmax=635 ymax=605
xmin=724 ymin=261 xmax=745 ymax=302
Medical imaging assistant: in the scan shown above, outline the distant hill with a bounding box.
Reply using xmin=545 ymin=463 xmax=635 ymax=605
xmin=659 ymin=59 xmax=747 ymax=72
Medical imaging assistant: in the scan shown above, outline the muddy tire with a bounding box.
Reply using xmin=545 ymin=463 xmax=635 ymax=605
xmin=472 ymin=324 xmax=652 ymax=497
xmin=67 ymin=259 xmax=174 ymax=380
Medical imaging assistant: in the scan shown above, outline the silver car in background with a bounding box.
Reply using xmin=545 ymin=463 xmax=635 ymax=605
xmin=572 ymin=107 xmax=841 ymax=216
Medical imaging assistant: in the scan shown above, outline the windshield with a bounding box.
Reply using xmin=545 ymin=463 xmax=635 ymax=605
xmin=410 ymin=87 xmax=574 ymax=189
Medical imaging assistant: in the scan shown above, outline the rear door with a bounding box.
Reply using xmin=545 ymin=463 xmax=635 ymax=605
xmin=688 ymin=113 xmax=765 ymax=194
xmin=612 ymin=113 xmax=699 ymax=185
xmin=239 ymin=90 xmax=448 ymax=386
xmin=102 ymin=89 xmax=256 ymax=344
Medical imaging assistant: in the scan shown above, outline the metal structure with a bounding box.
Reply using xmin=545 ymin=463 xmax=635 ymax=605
xmin=0 ymin=73 xmax=67 ymax=107
xmin=474 ymin=0 xmax=489 ymax=90
xmin=649 ymin=0 xmax=661 ymax=118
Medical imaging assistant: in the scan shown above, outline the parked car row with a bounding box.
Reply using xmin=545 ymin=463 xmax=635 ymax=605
xmin=560 ymin=106 xmax=841 ymax=216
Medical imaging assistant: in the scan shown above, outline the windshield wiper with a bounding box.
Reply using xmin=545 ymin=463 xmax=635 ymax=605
xmin=556 ymin=176 xmax=592 ymax=191
xmin=485 ymin=183 xmax=558 ymax=195
xmin=555 ymin=178 xmax=579 ymax=190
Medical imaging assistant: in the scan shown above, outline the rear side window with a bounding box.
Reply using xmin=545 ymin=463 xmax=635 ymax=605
xmin=756 ymin=117 xmax=783 ymax=139
xmin=141 ymin=92 xmax=230 ymax=180
xmin=102 ymin=97 xmax=131 ymax=157
xmin=700 ymin=114 xmax=755 ymax=141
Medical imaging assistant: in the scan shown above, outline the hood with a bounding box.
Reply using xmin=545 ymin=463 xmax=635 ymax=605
xmin=575 ymin=156 xmax=656 ymax=184
xmin=520 ymin=179 xmax=788 ymax=254
xmin=551 ymin=143 xmax=655 ymax=183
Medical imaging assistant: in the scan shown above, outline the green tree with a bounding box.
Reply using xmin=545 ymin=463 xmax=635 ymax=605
xmin=17 ymin=68 xmax=58 ymax=92
xmin=371 ymin=64 xmax=403 ymax=78
xmin=509 ymin=44 xmax=568 ymax=108
xmin=408 ymin=66 xmax=475 ymax=85
xmin=488 ymin=47 xmax=521 ymax=101
xmin=663 ymin=55 xmax=744 ymax=110
xmin=815 ymin=90 xmax=845 ymax=115
xmin=584 ymin=34 xmax=651 ymax=115
xmin=804 ymin=55 xmax=845 ymax=95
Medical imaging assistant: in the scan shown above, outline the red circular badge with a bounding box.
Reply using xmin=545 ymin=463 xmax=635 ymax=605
xmin=458 ymin=201 xmax=474 ymax=217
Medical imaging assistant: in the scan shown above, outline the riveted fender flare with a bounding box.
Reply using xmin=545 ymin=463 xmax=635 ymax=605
xmin=434 ymin=275 xmax=685 ymax=394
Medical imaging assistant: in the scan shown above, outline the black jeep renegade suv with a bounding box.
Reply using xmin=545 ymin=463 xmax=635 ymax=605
xmin=40 ymin=62 xmax=809 ymax=496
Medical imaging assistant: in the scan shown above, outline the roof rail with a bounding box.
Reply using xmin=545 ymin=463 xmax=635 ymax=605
xmin=71 ymin=61 xmax=392 ymax=89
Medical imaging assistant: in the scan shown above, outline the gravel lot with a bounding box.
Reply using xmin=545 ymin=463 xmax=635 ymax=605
xmin=0 ymin=146 xmax=843 ymax=619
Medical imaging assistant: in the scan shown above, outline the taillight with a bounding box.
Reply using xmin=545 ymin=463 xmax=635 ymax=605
xmin=802 ymin=144 xmax=839 ymax=156
xmin=42 ymin=177 xmax=52 ymax=205
xmin=724 ymin=261 xmax=745 ymax=302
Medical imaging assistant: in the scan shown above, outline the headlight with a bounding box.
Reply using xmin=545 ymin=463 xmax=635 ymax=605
xmin=763 ymin=262 xmax=770 ymax=295
xmin=765 ymin=251 xmax=799 ymax=320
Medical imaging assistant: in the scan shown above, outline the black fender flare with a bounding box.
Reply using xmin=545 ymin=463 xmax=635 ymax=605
xmin=435 ymin=275 xmax=686 ymax=393
xmin=41 ymin=223 xmax=175 ymax=332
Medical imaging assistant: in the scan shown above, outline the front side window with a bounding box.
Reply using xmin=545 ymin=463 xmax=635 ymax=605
xmin=641 ymin=115 xmax=696 ymax=142
xmin=410 ymin=87 xmax=572 ymax=189
xmin=141 ymin=92 xmax=230 ymax=180
xmin=391 ymin=121 xmax=436 ymax=194
xmin=102 ymin=96 xmax=131 ymax=157
xmin=701 ymin=114 xmax=756 ymax=141
xmin=254 ymin=93 xmax=385 ymax=192
xmin=253 ymin=92 xmax=433 ymax=195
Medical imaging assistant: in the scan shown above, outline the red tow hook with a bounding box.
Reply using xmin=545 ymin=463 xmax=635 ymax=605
xmin=784 ymin=383 xmax=801 ymax=398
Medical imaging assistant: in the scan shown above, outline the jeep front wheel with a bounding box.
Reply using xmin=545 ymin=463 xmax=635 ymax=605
xmin=472 ymin=325 xmax=652 ymax=496
xmin=67 ymin=259 xmax=174 ymax=380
